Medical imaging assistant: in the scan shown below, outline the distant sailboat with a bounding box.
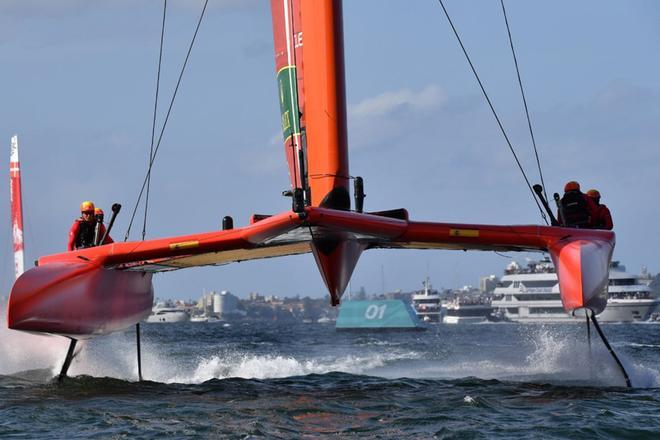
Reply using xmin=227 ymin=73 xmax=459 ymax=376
xmin=9 ymin=135 xmax=25 ymax=280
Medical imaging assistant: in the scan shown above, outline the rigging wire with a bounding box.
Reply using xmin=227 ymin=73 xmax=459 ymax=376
xmin=125 ymin=0 xmax=210 ymax=241
xmin=499 ymin=0 xmax=548 ymax=204
xmin=142 ymin=0 xmax=168 ymax=241
xmin=436 ymin=0 xmax=548 ymax=225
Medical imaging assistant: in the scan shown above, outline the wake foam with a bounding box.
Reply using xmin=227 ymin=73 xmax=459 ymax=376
xmin=4 ymin=313 xmax=658 ymax=389
xmin=171 ymin=351 xmax=407 ymax=384
xmin=394 ymin=327 xmax=660 ymax=388
xmin=0 ymin=305 xmax=70 ymax=376
xmin=69 ymin=333 xmax=421 ymax=384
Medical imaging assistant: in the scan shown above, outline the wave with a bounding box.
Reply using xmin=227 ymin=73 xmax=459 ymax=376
xmin=385 ymin=327 xmax=660 ymax=388
xmin=3 ymin=311 xmax=658 ymax=389
xmin=629 ymin=342 xmax=660 ymax=348
xmin=56 ymin=331 xmax=423 ymax=385
xmin=169 ymin=351 xmax=417 ymax=384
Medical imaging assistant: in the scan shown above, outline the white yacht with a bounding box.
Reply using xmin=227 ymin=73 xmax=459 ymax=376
xmin=442 ymin=295 xmax=493 ymax=324
xmin=491 ymin=259 xmax=659 ymax=323
xmin=145 ymin=302 xmax=190 ymax=323
xmin=600 ymin=262 xmax=660 ymax=321
xmin=190 ymin=314 xmax=222 ymax=323
xmin=411 ymin=277 xmax=443 ymax=323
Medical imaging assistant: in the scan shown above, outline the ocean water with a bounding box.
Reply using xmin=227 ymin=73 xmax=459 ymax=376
xmin=1 ymin=319 xmax=660 ymax=438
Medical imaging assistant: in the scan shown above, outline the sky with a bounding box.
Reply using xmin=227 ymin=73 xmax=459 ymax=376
xmin=1 ymin=0 xmax=659 ymax=301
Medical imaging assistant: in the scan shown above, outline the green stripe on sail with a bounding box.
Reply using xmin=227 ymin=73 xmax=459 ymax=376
xmin=277 ymin=66 xmax=301 ymax=141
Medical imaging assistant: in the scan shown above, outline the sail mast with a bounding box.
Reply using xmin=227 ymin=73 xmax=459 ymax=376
xmin=300 ymin=0 xmax=350 ymax=210
xmin=270 ymin=0 xmax=350 ymax=210
xmin=10 ymin=135 xmax=25 ymax=279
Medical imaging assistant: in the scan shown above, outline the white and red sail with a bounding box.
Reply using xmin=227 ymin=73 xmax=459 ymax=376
xmin=9 ymin=135 xmax=25 ymax=279
xmin=270 ymin=0 xmax=307 ymax=192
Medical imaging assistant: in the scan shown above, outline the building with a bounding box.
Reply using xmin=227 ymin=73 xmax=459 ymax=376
xmin=480 ymin=275 xmax=498 ymax=294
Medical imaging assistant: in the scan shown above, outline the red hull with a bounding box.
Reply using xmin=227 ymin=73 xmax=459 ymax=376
xmin=549 ymin=238 xmax=612 ymax=313
xmin=7 ymin=261 xmax=152 ymax=338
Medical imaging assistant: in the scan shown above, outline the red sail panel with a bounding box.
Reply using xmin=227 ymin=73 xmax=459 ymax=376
xmin=9 ymin=135 xmax=25 ymax=279
xmin=270 ymin=0 xmax=306 ymax=190
xmin=300 ymin=0 xmax=350 ymax=209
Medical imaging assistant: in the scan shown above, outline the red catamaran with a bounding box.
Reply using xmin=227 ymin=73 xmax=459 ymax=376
xmin=7 ymin=0 xmax=616 ymax=382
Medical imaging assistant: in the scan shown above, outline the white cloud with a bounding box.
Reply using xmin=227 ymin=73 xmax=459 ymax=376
xmin=350 ymin=85 xmax=446 ymax=120
xmin=347 ymin=85 xmax=447 ymax=150
xmin=269 ymin=131 xmax=283 ymax=146
xmin=241 ymin=145 xmax=286 ymax=176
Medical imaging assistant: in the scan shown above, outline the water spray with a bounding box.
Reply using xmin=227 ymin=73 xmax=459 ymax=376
xmin=588 ymin=310 xmax=632 ymax=387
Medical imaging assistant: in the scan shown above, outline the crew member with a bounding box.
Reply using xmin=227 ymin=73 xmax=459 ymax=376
xmin=67 ymin=201 xmax=114 ymax=251
xmin=557 ymin=181 xmax=597 ymax=228
xmin=587 ymin=189 xmax=613 ymax=230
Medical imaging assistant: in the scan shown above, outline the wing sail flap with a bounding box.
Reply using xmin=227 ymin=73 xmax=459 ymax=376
xmin=125 ymin=242 xmax=312 ymax=272
xmin=37 ymin=210 xmax=305 ymax=269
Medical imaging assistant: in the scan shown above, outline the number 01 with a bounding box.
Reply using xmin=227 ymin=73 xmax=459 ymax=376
xmin=365 ymin=304 xmax=387 ymax=320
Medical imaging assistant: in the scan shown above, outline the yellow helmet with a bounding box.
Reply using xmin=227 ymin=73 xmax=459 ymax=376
xmin=80 ymin=201 xmax=95 ymax=213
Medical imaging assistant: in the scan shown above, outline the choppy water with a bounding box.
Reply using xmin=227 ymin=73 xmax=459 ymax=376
xmin=2 ymin=319 xmax=660 ymax=438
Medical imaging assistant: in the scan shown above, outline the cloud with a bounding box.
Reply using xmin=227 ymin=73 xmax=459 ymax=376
xmin=350 ymin=84 xmax=446 ymax=120
xmin=241 ymin=144 xmax=286 ymax=177
xmin=269 ymin=131 xmax=283 ymax=146
xmin=591 ymin=80 xmax=657 ymax=111
xmin=348 ymin=85 xmax=447 ymax=150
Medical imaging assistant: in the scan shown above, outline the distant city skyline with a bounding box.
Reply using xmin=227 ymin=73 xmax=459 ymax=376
xmin=1 ymin=1 xmax=659 ymax=300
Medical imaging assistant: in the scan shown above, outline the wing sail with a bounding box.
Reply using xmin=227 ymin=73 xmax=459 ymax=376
xmin=270 ymin=0 xmax=307 ymax=191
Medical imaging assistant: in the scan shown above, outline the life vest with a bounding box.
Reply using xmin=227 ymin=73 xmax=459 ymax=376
xmin=560 ymin=190 xmax=591 ymax=228
xmin=594 ymin=204 xmax=614 ymax=230
xmin=75 ymin=219 xmax=97 ymax=249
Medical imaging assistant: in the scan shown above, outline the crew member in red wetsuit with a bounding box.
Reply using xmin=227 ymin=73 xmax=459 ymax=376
xmin=586 ymin=189 xmax=614 ymax=230
xmin=67 ymin=201 xmax=114 ymax=251
xmin=557 ymin=181 xmax=597 ymax=228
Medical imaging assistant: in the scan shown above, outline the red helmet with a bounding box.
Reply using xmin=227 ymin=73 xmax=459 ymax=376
xmin=80 ymin=201 xmax=95 ymax=213
xmin=586 ymin=189 xmax=600 ymax=199
xmin=94 ymin=207 xmax=104 ymax=215
xmin=564 ymin=181 xmax=580 ymax=192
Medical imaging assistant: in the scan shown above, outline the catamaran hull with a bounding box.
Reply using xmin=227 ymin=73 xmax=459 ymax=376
xmin=7 ymin=262 xmax=153 ymax=338
xmin=549 ymin=238 xmax=612 ymax=314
